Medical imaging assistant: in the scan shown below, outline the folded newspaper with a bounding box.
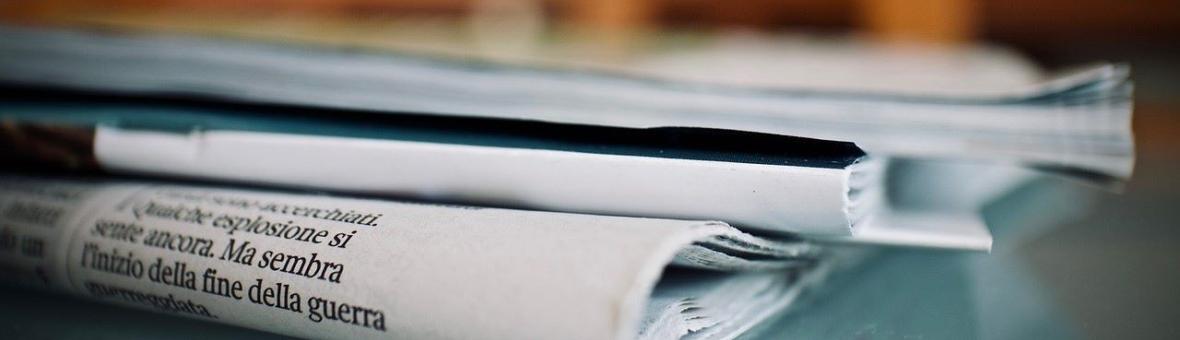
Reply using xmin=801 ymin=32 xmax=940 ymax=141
xmin=0 ymin=95 xmax=992 ymax=250
xmin=0 ymin=25 xmax=1134 ymax=182
xmin=0 ymin=90 xmax=881 ymax=237
xmin=0 ymin=175 xmax=851 ymax=339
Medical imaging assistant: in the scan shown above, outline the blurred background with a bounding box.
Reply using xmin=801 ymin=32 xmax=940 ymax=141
xmin=0 ymin=1 xmax=1176 ymax=339
xmin=2 ymin=0 xmax=1176 ymax=100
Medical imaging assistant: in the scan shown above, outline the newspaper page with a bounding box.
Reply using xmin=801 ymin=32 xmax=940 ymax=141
xmin=0 ymin=175 xmax=817 ymax=339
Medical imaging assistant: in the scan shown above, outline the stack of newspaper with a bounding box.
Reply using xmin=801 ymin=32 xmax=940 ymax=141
xmin=0 ymin=20 xmax=1132 ymax=340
